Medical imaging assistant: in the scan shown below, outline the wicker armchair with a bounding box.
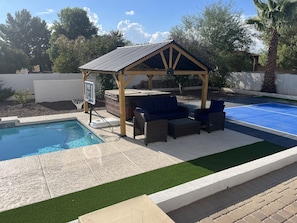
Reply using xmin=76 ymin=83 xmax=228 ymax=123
xmin=133 ymin=109 xmax=168 ymax=145
xmin=194 ymin=99 xmax=226 ymax=133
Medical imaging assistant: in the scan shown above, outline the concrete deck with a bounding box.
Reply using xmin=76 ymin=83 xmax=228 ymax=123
xmin=0 ymin=99 xmax=297 ymax=222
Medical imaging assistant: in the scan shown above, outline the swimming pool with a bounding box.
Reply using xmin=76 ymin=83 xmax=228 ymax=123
xmin=0 ymin=120 xmax=103 ymax=161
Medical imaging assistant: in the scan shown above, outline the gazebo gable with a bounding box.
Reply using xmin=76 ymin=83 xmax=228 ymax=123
xmin=124 ymin=41 xmax=210 ymax=75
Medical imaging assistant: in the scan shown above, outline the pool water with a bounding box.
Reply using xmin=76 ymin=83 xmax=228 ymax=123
xmin=0 ymin=120 xmax=103 ymax=161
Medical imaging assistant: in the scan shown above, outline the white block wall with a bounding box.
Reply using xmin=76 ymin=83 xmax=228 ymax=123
xmin=34 ymin=79 xmax=83 ymax=102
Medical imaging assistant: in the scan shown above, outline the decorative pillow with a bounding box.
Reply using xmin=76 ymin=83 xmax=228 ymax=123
xmin=209 ymin=100 xmax=224 ymax=112
xmin=137 ymin=98 xmax=154 ymax=113
xmin=153 ymin=97 xmax=166 ymax=113
xmin=166 ymin=96 xmax=178 ymax=111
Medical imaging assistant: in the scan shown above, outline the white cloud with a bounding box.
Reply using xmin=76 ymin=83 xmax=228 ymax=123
xmin=125 ymin=10 xmax=135 ymax=16
xmin=248 ymin=26 xmax=265 ymax=53
xmin=150 ymin=31 xmax=170 ymax=43
xmin=241 ymin=15 xmax=264 ymax=53
xmin=36 ymin=9 xmax=54 ymax=15
xmin=83 ymin=7 xmax=104 ymax=34
xmin=117 ymin=19 xmax=169 ymax=44
xmin=84 ymin=7 xmax=99 ymax=24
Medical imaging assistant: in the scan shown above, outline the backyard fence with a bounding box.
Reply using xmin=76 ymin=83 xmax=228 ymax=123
xmin=1 ymin=72 xmax=297 ymax=103
xmin=228 ymin=72 xmax=297 ymax=96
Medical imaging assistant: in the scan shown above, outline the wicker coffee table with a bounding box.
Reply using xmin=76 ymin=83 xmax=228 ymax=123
xmin=168 ymin=118 xmax=200 ymax=139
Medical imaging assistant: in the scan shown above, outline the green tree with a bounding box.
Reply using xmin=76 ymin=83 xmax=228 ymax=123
xmin=48 ymin=7 xmax=99 ymax=70
xmin=49 ymin=31 xmax=129 ymax=73
xmin=170 ymin=0 xmax=252 ymax=88
xmin=0 ymin=9 xmax=51 ymax=71
xmin=247 ymin=0 xmax=297 ymax=93
xmin=51 ymin=7 xmax=98 ymax=40
xmin=277 ymin=15 xmax=297 ymax=70
xmin=0 ymin=41 xmax=29 ymax=73
xmin=81 ymin=31 xmax=128 ymax=64
xmin=0 ymin=80 xmax=15 ymax=101
xmin=50 ymin=35 xmax=83 ymax=73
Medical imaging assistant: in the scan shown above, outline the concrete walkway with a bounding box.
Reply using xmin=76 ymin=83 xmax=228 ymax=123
xmin=168 ymin=162 xmax=297 ymax=223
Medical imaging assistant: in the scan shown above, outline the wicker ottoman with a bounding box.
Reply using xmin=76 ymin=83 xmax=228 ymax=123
xmin=168 ymin=118 xmax=200 ymax=139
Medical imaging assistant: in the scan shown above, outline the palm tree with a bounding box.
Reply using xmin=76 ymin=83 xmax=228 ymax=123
xmin=247 ymin=0 xmax=297 ymax=93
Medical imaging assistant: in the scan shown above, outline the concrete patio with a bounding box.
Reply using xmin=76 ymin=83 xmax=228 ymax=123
xmin=1 ymin=93 xmax=297 ymax=222
xmin=0 ymin=110 xmax=262 ymax=212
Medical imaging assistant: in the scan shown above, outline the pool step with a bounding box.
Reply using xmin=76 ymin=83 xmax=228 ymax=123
xmin=0 ymin=116 xmax=19 ymax=128
xmin=89 ymin=117 xmax=120 ymax=129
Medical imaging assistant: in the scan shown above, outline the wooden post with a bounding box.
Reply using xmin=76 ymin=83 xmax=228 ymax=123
xmin=118 ymin=72 xmax=126 ymax=136
xmin=147 ymin=75 xmax=153 ymax=90
xmin=82 ymin=71 xmax=89 ymax=113
xmin=201 ymin=73 xmax=209 ymax=109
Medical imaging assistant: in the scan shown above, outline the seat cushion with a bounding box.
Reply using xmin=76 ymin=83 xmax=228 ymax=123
xmin=209 ymin=100 xmax=224 ymax=112
xmin=196 ymin=113 xmax=209 ymax=121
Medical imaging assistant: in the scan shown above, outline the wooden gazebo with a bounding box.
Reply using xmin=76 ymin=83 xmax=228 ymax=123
xmin=79 ymin=40 xmax=212 ymax=136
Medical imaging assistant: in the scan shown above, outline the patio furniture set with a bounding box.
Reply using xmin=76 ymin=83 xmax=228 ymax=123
xmin=133 ymin=96 xmax=226 ymax=145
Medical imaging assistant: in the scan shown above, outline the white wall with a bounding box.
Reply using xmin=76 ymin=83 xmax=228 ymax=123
xmin=34 ymin=79 xmax=83 ymax=102
xmin=228 ymin=72 xmax=263 ymax=91
xmin=0 ymin=73 xmax=81 ymax=93
xmin=229 ymin=72 xmax=297 ymax=96
xmin=2 ymin=72 xmax=297 ymax=103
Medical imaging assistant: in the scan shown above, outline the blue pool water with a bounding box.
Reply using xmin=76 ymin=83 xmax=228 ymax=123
xmin=0 ymin=120 xmax=103 ymax=161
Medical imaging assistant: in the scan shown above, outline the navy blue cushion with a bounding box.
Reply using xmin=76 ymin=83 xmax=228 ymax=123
xmin=196 ymin=113 xmax=209 ymax=121
xmin=166 ymin=96 xmax=178 ymax=111
xmin=152 ymin=97 xmax=167 ymax=113
xmin=153 ymin=111 xmax=187 ymax=120
xmin=135 ymin=107 xmax=152 ymax=121
xmin=209 ymin=100 xmax=224 ymax=112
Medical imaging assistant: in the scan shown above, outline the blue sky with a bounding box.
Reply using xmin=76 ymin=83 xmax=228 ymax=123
xmin=1 ymin=0 xmax=259 ymax=48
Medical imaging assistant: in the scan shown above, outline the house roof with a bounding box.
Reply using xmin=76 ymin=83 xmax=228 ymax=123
xmin=79 ymin=40 xmax=212 ymax=73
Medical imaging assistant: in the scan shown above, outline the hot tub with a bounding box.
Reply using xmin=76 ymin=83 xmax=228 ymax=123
xmin=105 ymin=89 xmax=170 ymax=120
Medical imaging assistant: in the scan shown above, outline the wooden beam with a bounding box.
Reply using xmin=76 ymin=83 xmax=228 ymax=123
xmin=169 ymin=46 xmax=173 ymax=68
xmin=160 ymin=51 xmax=168 ymax=69
xmin=126 ymin=70 xmax=207 ymax=75
xmin=125 ymin=45 xmax=171 ymax=71
xmin=201 ymin=73 xmax=209 ymax=109
xmin=82 ymin=70 xmax=92 ymax=113
xmin=113 ymin=74 xmax=119 ymax=88
xmin=173 ymin=52 xmax=181 ymax=69
xmin=80 ymin=69 xmax=116 ymax=75
xmin=147 ymin=75 xmax=153 ymax=90
xmin=124 ymin=74 xmax=135 ymax=88
xmin=118 ymin=72 xmax=126 ymax=136
xmin=171 ymin=44 xmax=208 ymax=71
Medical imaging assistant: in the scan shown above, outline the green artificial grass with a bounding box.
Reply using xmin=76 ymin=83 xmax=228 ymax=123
xmin=0 ymin=141 xmax=286 ymax=223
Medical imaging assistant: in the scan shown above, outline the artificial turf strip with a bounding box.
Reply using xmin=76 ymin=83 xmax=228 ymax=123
xmin=0 ymin=141 xmax=286 ymax=223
